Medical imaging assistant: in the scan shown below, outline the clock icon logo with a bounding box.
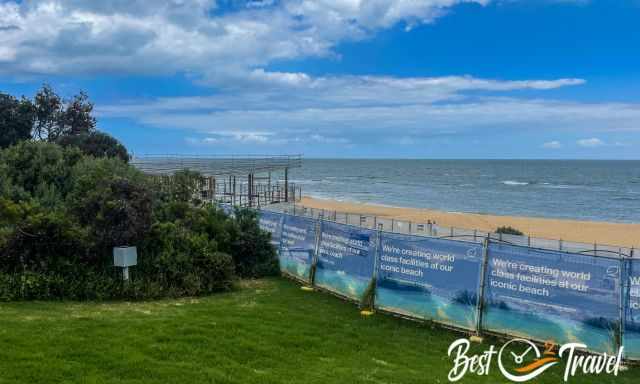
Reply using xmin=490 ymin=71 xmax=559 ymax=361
xmin=498 ymin=339 xmax=559 ymax=382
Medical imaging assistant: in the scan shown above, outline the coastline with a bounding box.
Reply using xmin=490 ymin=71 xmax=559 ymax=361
xmin=299 ymin=196 xmax=640 ymax=248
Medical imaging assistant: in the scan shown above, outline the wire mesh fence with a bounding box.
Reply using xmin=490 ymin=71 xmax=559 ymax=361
xmin=268 ymin=204 xmax=636 ymax=258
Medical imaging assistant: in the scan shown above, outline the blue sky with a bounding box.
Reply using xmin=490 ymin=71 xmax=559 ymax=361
xmin=1 ymin=0 xmax=639 ymax=158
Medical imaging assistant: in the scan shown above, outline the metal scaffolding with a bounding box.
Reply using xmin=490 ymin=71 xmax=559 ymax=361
xmin=131 ymin=154 xmax=303 ymax=207
xmin=131 ymin=154 xmax=302 ymax=176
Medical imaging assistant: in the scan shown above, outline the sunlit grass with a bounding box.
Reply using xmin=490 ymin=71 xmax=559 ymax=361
xmin=0 ymin=278 xmax=635 ymax=383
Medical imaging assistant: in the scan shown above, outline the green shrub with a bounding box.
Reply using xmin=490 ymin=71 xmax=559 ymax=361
xmin=67 ymin=157 xmax=153 ymax=256
xmin=229 ymin=208 xmax=279 ymax=278
xmin=0 ymin=200 xmax=89 ymax=274
xmin=139 ymin=222 xmax=235 ymax=297
xmin=151 ymin=170 xmax=204 ymax=205
xmin=57 ymin=131 xmax=129 ymax=163
xmin=495 ymin=226 xmax=524 ymax=236
xmin=0 ymin=141 xmax=83 ymax=206
xmin=0 ymin=141 xmax=276 ymax=301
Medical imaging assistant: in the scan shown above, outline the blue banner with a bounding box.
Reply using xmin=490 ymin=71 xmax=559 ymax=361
xmin=625 ymin=258 xmax=640 ymax=359
xmin=220 ymin=203 xmax=234 ymax=217
xmin=279 ymin=214 xmax=317 ymax=282
xmin=314 ymin=221 xmax=376 ymax=301
xmin=375 ymin=234 xmax=484 ymax=330
xmin=483 ymin=242 xmax=621 ymax=353
xmin=258 ymin=210 xmax=283 ymax=249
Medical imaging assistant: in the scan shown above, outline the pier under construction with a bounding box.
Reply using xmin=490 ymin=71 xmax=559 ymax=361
xmin=131 ymin=154 xmax=302 ymax=208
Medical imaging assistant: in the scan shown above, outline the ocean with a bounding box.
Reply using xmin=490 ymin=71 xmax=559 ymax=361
xmin=289 ymin=159 xmax=640 ymax=223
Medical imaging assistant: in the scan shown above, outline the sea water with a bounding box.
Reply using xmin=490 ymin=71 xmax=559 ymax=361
xmin=290 ymin=159 xmax=640 ymax=223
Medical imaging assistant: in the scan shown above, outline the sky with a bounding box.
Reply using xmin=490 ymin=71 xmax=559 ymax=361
xmin=1 ymin=0 xmax=640 ymax=159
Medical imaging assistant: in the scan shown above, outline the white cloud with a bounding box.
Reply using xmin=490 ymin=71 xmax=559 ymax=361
xmin=0 ymin=0 xmax=492 ymax=82
xmin=577 ymin=137 xmax=605 ymax=147
xmin=542 ymin=140 xmax=562 ymax=149
xmin=98 ymin=74 xmax=587 ymax=118
xmin=99 ymin=87 xmax=640 ymax=148
xmin=3 ymin=1 xmax=631 ymax=152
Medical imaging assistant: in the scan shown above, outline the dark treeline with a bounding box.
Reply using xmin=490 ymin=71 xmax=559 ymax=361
xmin=0 ymin=86 xmax=277 ymax=301
xmin=0 ymin=85 xmax=128 ymax=162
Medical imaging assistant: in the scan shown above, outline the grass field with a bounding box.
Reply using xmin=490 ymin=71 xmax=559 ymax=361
xmin=0 ymin=278 xmax=636 ymax=383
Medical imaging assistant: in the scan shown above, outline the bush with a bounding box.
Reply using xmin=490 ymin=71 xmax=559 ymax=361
xmin=66 ymin=157 xmax=153 ymax=257
xmin=229 ymin=208 xmax=279 ymax=278
xmin=151 ymin=169 xmax=204 ymax=205
xmin=495 ymin=226 xmax=524 ymax=236
xmin=0 ymin=200 xmax=89 ymax=274
xmin=57 ymin=131 xmax=129 ymax=163
xmin=139 ymin=222 xmax=235 ymax=297
xmin=0 ymin=141 xmax=277 ymax=301
xmin=0 ymin=141 xmax=83 ymax=205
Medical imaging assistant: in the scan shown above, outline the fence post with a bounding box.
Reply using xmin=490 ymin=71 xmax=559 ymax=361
xmin=619 ymin=248 xmax=631 ymax=358
xmin=310 ymin=217 xmax=323 ymax=287
xmin=475 ymin=235 xmax=491 ymax=336
xmin=368 ymin=225 xmax=383 ymax=311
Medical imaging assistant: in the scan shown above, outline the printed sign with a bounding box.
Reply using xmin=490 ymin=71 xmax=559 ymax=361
xmin=258 ymin=210 xmax=283 ymax=249
xmin=483 ymin=243 xmax=621 ymax=353
xmin=314 ymin=221 xmax=376 ymax=301
xmin=625 ymin=258 xmax=640 ymax=359
xmin=375 ymin=233 xmax=483 ymax=329
xmin=279 ymin=214 xmax=317 ymax=282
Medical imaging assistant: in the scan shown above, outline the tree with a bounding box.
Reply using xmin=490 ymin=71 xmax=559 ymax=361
xmin=33 ymin=84 xmax=63 ymax=142
xmin=57 ymin=131 xmax=130 ymax=162
xmin=59 ymin=91 xmax=96 ymax=136
xmin=32 ymin=85 xmax=97 ymax=141
xmin=0 ymin=93 xmax=35 ymax=149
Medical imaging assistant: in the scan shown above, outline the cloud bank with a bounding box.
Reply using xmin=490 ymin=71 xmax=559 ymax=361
xmin=0 ymin=0 xmax=490 ymax=82
xmin=2 ymin=1 xmax=637 ymax=154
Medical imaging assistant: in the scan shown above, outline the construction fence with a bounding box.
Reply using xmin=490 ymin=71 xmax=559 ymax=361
xmin=246 ymin=207 xmax=640 ymax=360
xmin=283 ymin=204 xmax=635 ymax=258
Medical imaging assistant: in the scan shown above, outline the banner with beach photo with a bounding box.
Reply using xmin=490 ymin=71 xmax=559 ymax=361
xmin=375 ymin=233 xmax=484 ymax=330
xmin=279 ymin=214 xmax=318 ymax=283
xmin=483 ymin=242 xmax=621 ymax=353
xmin=258 ymin=210 xmax=284 ymax=249
xmin=624 ymin=258 xmax=640 ymax=360
xmin=314 ymin=221 xmax=376 ymax=301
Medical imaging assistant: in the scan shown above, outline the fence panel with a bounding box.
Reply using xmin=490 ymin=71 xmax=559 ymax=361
xmin=625 ymin=257 xmax=640 ymax=359
xmin=375 ymin=233 xmax=484 ymax=330
xmin=483 ymin=242 xmax=621 ymax=353
xmin=279 ymin=214 xmax=318 ymax=283
xmin=258 ymin=210 xmax=283 ymax=249
xmin=220 ymin=203 xmax=234 ymax=217
xmin=315 ymin=221 xmax=376 ymax=301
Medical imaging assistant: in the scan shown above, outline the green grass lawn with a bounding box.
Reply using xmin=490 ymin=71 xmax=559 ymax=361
xmin=0 ymin=278 xmax=636 ymax=383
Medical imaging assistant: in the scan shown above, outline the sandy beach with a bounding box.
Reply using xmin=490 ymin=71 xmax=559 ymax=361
xmin=299 ymin=196 xmax=640 ymax=248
